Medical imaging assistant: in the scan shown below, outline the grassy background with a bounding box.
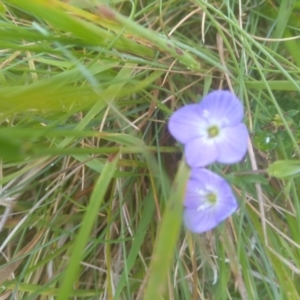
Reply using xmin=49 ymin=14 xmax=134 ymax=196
xmin=1 ymin=0 xmax=300 ymax=299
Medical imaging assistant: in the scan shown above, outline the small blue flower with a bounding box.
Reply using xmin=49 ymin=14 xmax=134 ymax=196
xmin=183 ymin=168 xmax=238 ymax=233
xmin=168 ymin=90 xmax=249 ymax=167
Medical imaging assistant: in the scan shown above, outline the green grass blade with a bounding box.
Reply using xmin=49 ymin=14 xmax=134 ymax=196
xmin=143 ymin=160 xmax=190 ymax=300
xmin=57 ymin=153 xmax=119 ymax=300
xmin=114 ymin=189 xmax=156 ymax=299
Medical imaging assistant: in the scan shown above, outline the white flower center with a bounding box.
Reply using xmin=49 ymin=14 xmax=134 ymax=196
xmin=197 ymin=188 xmax=218 ymax=211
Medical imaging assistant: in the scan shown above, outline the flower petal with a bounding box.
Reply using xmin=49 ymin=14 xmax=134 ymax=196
xmin=184 ymin=137 xmax=218 ymax=167
xmin=214 ymin=180 xmax=239 ymax=219
xmin=214 ymin=197 xmax=238 ymax=222
xmin=216 ymin=123 xmax=249 ymax=164
xmin=199 ymin=90 xmax=244 ymax=126
xmin=190 ymin=167 xmax=220 ymax=184
xmin=184 ymin=199 xmax=238 ymax=233
xmin=184 ymin=178 xmax=206 ymax=209
xmin=184 ymin=206 xmax=220 ymax=233
xmin=168 ymin=104 xmax=208 ymax=144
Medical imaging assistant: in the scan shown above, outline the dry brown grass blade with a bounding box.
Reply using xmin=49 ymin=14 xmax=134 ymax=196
xmin=0 ymin=290 xmax=12 ymax=300
xmin=0 ymin=230 xmax=45 ymax=285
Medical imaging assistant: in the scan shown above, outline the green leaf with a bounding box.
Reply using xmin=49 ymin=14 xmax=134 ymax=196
xmin=267 ymin=160 xmax=300 ymax=179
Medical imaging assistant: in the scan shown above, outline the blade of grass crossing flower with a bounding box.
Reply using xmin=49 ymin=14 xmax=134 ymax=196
xmin=143 ymin=160 xmax=190 ymax=300
xmin=57 ymin=153 xmax=119 ymax=300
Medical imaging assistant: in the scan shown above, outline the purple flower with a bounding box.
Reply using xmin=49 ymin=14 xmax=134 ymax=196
xmin=183 ymin=168 xmax=238 ymax=233
xmin=168 ymin=90 xmax=249 ymax=167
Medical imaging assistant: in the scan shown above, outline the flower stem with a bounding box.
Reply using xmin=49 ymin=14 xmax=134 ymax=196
xmin=233 ymin=169 xmax=267 ymax=176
